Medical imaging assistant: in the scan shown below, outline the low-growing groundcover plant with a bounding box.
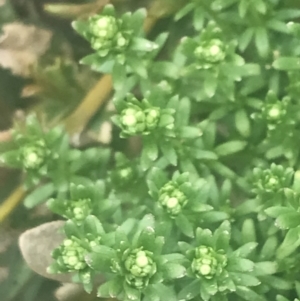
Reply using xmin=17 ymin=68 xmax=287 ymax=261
xmin=4 ymin=0 xmax=300 ymax=301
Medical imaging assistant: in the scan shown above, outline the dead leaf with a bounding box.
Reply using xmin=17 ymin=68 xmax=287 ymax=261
xmin=0 ymin=22 xmax=52 ymax=77
xmin=18 ymin=220 xmax=73 ymax=282
xmin=0 ymin=130 xmax=12 ymax=143
xmin=44 ymin=0 xmax=109 ymax=19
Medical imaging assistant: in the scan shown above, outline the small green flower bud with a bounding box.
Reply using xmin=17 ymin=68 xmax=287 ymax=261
xmin=55 ymin=238 xmax=87 ymax=272
xmin=89 ymin=15 xmax=118 ymax=39
xmin=145 ymin=108 xmax=160 ymax=130
xmin=21 ymin=142 xmax=47 ymax=170
xmin=65 ymin=198 xmax=92 ymax=223
xmin=158 ymin=181 xmax=188 ymax=216
xmin=157 ymin=80 xmax=173 ymax=94
xmin=194 ymin=39 xmax=226 ymax=66
xmin=124 ymin=248 xmax=157 ymax=289
xmin=87 ymin=15 xmax=130 ymax=55
xmin=252 ymin=164 xmax=293 ymax=200
xmin=120 ymin=107 xmax=146 ymax=135
xmin=192 ymin=246 xmax=227 ymax=279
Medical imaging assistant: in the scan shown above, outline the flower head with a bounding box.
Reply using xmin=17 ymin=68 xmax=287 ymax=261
xmin=158 ymin=181 xmax=188 ymax=216
xmin=194 ymin=39 xmax=226 ymax=67
xmin=52 ymin=238 xmax=87 ymax=272
xmin=124 ymin=248 xmax=157 ymax=289
xmin=21 ymin=141 xmax=48 ymax=170
xmin=192 ymin=246 xmax=227 ymax=279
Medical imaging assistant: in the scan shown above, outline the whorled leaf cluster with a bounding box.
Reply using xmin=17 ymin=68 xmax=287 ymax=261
xmin=3 ymin=1 xmax=300 ymax=301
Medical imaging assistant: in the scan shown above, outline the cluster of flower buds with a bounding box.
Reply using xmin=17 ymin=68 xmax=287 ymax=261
xmin=66 ymin=198 xmax=92 ymax=224
xmin=88 ymin=14 xmax=130 ymax=56
xmin=20 ymin=140 xmax=49 ymax=170
xmin=194 ymin=39 xmax=226 ymax=68
xmin=51 ymin=238 xmax=87 ymax=272
xmin=181 ymin=21 xmax=227 ymax=70
xmin=123 ymin=248 xmax=157 ymax=289
xmin=158 ymin=180 xmax=188 ymax=216
xmin=251 ymin=91 xmax=293 ymax=134
xmin=120 ymin=105 xmax=161 ymax=136
xmin=191 ymin=245 xmax=227 ymax=279
xmin=252 ymin=163 xmax=294 ymax=199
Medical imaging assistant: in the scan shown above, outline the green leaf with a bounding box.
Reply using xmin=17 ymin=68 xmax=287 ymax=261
xmin=179 ymin=126 xmax=202 ymax=139
xmin=277 ymin=227 xmax=300 ymax=259
xmin=178 ymin=279 xmax=200 ymax=300
xmin=276 ymin=296 xmax=290 ymax=301
xmin=195 ymin=228 xmax=213 ymax=246
xmin=233 ymin=242 xmax=258 ymax=257
xmin=239 ymin=28 xmax=254 ymax=52
xmin=193 ymin=7 xmax=205 ymax=30
xmin=160 ymin=142 xmax=177 ymax=166
xmin=80 ymin=54 xmax=108 ymax=72
xmin=83 ymin=215 xmax=104 ymax=238
xmin=275 ymin=212 xmax=300 ymax=229
xmin=235 ymin=109 xmax=250 ymax=137
xmin=267 ymin=19 xmax=288 ymax=33
xmin=143 ymin=137 xmax=158 ymax=161
xmin=215 ymin=140 xmax=247 ymax=157
xmin=200 ymin=211 xmax=229 ymax=223
xmin=24 ymin=183 xmax=55 ymax=208
xmin=228 ymin=258 xmax=254 ymax=272
xmin=159 ymin=114 xmax=175 ymax=128
xmin=0 ymin=150 xmax=21 ymax=168
xmin=236 ymin=286 xmax=267 ymax=301
xmin=193 ymin=150 xmax=218 ymax=160
xmin=275 ymin=9 xmax=300 ymax=20
xmin=242 ymin=219 xmax=256 ymax=243
xmin=254 ymin=262 xmax=277 ymax=276
xmin=127 ymin=57 xmax=148 ymax=78
xmin=72 ymin=20 xmax=90 ymax=37
xmin=108 ymin=278 xmax=123 ymax=298
xmin=260 ymin=236 xmax=278 ymax=260
xmin=97 ymin=281 xmax=111 ymax=298
xmin=174 ymin=3 xmax=196 ymax=21
xmin=265 ymin=206 xmax=293 ymax=218
xmin=175 ymin=214 xmax=194 ymax=238
xmin=86 ymin=246 xmax=116 ymax=272
xmin=255 ymin=27 xmax=269 ymax=57
xmin=239 ymin=0 xmax=249 ymax=19
xmin=112 ymin=62 xmax=127 ymax=91
xmin=64 ymin=220 xmax=81 ymax=238
xmin=204 ymin=74 xmax=217 ymax=98
xmin=263 ymin=276 xmax=293 ymax=290
xmin=175 ymin=97 xmax=191 ymax=127
xmin=230 ymin=272 xmax=261 ymax=286
xmin=214 ymin=220 xmax=231 ymax=250
xmin=140 ymin=146 xmax=153 ymax=170
xmin=162 ymin=263 xmax=186 ymax=280
xmin=272 ymin=57 xmax=300 ymax=70
xmin=131 ymin=38 xmax=158 ymax=52
xmin=152 ymin=284 xmax=177 ymax=301
xmin=143 ymin=286 xmax=160 ymax=301
xmin=124 ymin=283 xmax=141 ymax=301
xmin=191 ymin=203 xmax=213 ymax=213
xmin=137 ymin=228 xmax=156 ymax=252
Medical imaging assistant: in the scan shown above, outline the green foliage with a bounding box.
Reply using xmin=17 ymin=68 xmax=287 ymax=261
xmin=5 ymin=0 xmax=300 ymax=301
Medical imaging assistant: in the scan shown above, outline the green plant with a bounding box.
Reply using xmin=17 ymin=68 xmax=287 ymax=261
xmin=3 ymin=0 xmax=300 ymax=301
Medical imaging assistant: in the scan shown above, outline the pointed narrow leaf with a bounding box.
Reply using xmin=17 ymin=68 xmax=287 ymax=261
xmin=24 ymin=183 xmax=55 ymax=208
xmin=162 ymin=263 xmax=186 ymax=280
